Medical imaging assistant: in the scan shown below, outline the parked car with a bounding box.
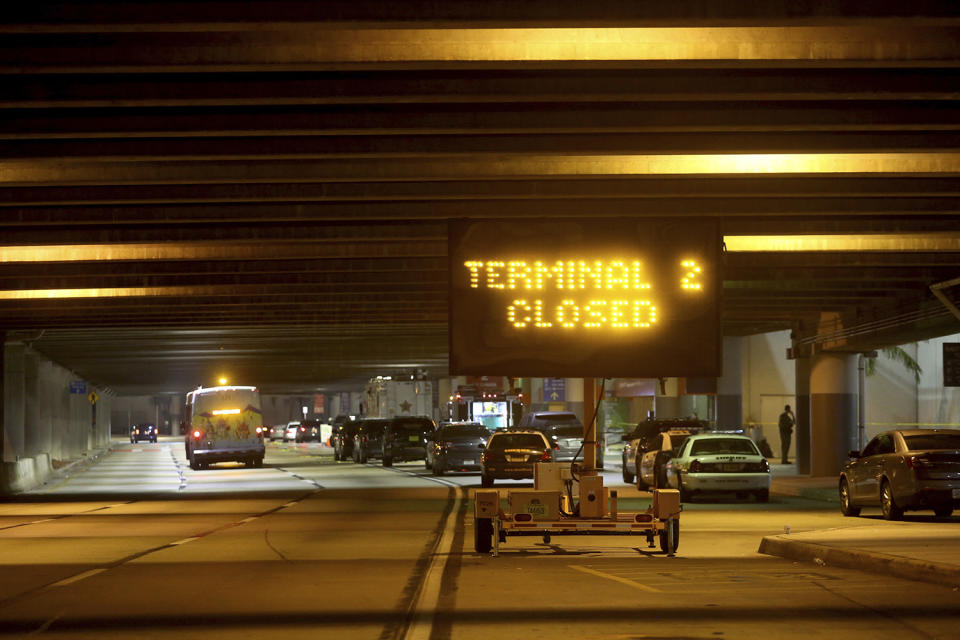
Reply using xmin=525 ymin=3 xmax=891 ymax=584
xmin=515 ymin=410 xmax=604 ymax=470
xmin=427 ymin=422 xmax=489 ymax=475
xmin=382 ymin=416 xmax=435 ymax=466
xmin=129 ymin=423 xmax=158 ymax=443
xmin=333 ymin=419 xmax=361 ymax=461
xmin=295 ymin=419 xmax=326 ymax=443
xmin=620 ymin=418 xmax=709 ymax=483
xmin=480 ymin=430 xmax=552 ymax=487
xmin=628 ymin=429 xmax=697 ymax=489
xmin=665 ymin=433 xmax=771 ymax=502
xmin=267 ymin=424 xmax=286 ymax=441
xmin=283 ymin=421 xmax=301 ymax=442
xmin=839 ymin=429 xmax=960 ymax=520
xmin=353 ymin=418 xmax=390 ymax=463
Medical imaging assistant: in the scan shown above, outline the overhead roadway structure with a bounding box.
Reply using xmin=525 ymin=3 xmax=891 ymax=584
xmin=1 ymin=1 xmax=959 ymax=395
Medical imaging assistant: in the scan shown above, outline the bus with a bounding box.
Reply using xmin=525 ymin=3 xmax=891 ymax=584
xmin=183 ymin=386 xmax=265 ymax=470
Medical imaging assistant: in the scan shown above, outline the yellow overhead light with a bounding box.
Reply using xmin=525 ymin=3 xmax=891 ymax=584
xmin=724 ymin=233 xmax=960 ymax=252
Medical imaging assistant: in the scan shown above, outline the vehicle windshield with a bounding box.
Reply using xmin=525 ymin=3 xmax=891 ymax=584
xmin=670 ymin=435 xmax=691 ymax=454
xmin=441 ymin=424 xmax=489 ymax=438
xmin=903 ymin=433 xmax=960 ymax=451
xmin=394 ymin=419 xmax=433 ymax=432
xmin=690 ymin=438 xmax=759 ymax=456
xmin=488 ymin=434 xmax=545 ymax=450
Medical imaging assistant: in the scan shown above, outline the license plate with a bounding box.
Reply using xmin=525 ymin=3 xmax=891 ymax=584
xmin=507 ymin=456 xmax=526 ymax=463
xmin=722 ymin=463 xmax=741 ymax=472
xmin=953 ymin=488 xmax=960 ymax=499
xmin=408 ymin=435 xmax=420 ymax=442
xmin=463 ymin=460 xmax=475 ymax=466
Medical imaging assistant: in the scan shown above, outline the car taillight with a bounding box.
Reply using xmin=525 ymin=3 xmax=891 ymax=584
xmin=482 ymin=452 xmax=492 ymax=463
xmin=906 ymin=455 xmax=933 ymax=469
xmin=760 ymin=459 xmax=770 ymax=472
xmin=689 ymin=460 xmax=702 ymax=473
xmin=540 ymin=450 xmax=552 ymax=462
xmin=192 ymin=430 xmax=202 ymax=439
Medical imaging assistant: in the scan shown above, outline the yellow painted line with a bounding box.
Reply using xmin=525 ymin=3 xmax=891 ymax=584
xmin=49 ymin=568 xmax=106 ymax=587
xmin=170 ymin=536 xmax=200 ymax=546
xmin=570 ymin=565 xmax=661 ymax=593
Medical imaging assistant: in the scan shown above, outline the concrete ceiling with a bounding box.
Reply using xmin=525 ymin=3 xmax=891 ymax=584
xmin=2 ymin=2 xmax=959 ymax=395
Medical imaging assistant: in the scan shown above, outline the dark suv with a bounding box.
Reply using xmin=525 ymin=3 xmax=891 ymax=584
xmin=333 ymin=419 xmax=360 ymax=461
xmin=516 ymin=411 xmax=603 ymax=470
xmin=353 ymin=418 xmax=389 ymax=463
xmin=481 ymin=430 xmax=551 ymax=487
xmin=130 ymin=423 xmax=158 ymax=443
xmin=382 ymin=416 xmax=435 ymax=467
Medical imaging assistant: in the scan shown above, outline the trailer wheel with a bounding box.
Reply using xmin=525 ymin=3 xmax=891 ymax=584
xmin=474 ymin=518 xmax=493 ymax=553
xmin=480 ymin=474 xmax=494 ymax=488
xmin=382 ymin=456 xmax=393 ymax=467
xmin=658 ymin=518 xmax=679 ymax=554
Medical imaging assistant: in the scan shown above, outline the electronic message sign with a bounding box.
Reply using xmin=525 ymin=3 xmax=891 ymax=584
xmin=448 ymin=218 xmax=721 ymax=378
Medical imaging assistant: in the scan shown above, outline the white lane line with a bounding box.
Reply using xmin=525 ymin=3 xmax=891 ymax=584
xmin=403 ymin=491 xmax=462 ymax=640
xmin=49 ymin=568 xmax=107 ymax=588
xmin=170 ymin=536 xmax=200 ymax=546
xmin=239 ymin=516 xmax=257 ymax=524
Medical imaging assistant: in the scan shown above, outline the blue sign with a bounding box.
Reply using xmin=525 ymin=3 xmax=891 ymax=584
xmin=543 ymin=378 xmax=565 ymax=402
xmin=69 ymin=381 xmax=87 ymax=394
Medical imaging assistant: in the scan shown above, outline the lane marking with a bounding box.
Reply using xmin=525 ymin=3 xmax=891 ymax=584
xmin=27 ymin=611 xmax=63 ymax=636
xmin=403 ymin=489 xmax=462 ymax=640
xmin=239 ymin=516 xmax=257 ymax=524
xmin=170 ymin=537 xmax=200 ymax=546
xmin=570 ymin=565 xmax=661 ymax=592
xmin=49 ymin=568 xmax=107 ymax=588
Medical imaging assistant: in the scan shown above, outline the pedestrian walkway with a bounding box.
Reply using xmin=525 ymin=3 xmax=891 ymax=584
xmin=762 ymin=463 xmax=960 ymax=589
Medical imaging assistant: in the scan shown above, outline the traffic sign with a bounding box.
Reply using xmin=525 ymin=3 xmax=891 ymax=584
xmin=88 ymin=390 xmax=99 ymax=405
xmin=543 ymin=378 xmax=565 ymax=402
xmin=69 ymin=381 xmax=87 ymax=394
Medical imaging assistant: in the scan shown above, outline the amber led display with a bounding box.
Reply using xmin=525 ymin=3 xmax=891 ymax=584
xmin=449 ymin=218 xmax=721 ymax=378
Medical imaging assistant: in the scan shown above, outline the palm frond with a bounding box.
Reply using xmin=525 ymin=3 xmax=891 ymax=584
xmin=864 ymin=346 xmax=922 ymax=383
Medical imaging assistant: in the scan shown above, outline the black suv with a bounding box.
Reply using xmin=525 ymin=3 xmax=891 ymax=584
xmin=333 ymin=419 xmax=360 ymax=461
xmin=353 ymin=418 xmax=389 ymax=463
xmin=382 ymin=416 xmax=435 ymax=467
xmin=130 ymin=423 xmax=158 ymax=443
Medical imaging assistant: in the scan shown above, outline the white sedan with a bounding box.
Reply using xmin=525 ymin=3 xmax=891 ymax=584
xmin=665 ymin=433 xmax=771 ymax=502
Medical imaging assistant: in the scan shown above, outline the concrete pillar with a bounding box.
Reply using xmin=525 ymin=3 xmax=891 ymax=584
xmin=795 ymin=356 xmax=811 ymax=474
xmin=3 ymin=342 xmax=26 ymax=463
xmin=24 ymin=351 xmax=52 ymax=458
xmin=654 ymin=378 xmax=682 ymax=418
xmin=810 ymin=352 xmax=858 ymax=477
xmin=716 ymin=336 xmax=743 ymax=428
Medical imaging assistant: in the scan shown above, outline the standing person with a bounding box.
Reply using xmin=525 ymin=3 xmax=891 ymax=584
xmin=778 ymin=404 xmax=795 ymax=464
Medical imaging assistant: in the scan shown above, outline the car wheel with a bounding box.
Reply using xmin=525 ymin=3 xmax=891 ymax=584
xmin=839 ymin=479 xmax=860 ymax=516
xmin=474 ymin=517 xmax=493 ymax=553
xmin=655 ymin=464 xmax=668 ymax=489
xmin=934 ymin=506 xmax=953 ymax=518
xmin=425 ymin=456 xmax=432 ymax=470
xmin=622 ymin=463 xmax=635 ymax=484
xmin=480 ymin=473 xmax=494 ymax=488
xmin=433 ymin=463 xmax=444 ymax=476
xmin=383 ymin=456 xmax=393 ymax=467
xmin=255 ymin=457 xmax=264 ymax=468
xmin=658 ymin=518 xmax=679 ymax=554
xmin=881 ymin=480 xmax=903 ymax=521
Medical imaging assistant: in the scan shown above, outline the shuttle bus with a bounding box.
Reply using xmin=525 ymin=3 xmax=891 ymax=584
xmin=184 ymin=385 xmax=265 ymax=470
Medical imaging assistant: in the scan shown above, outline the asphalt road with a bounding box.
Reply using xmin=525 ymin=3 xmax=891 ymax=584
xmin=0 ymin=437 xmax=957 ymax=639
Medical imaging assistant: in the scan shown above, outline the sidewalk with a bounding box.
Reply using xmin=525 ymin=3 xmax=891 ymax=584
xmin=762 ymin=464 xmax=960 ymax=589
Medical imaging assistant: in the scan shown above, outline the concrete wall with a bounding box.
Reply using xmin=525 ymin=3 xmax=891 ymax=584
xmin=742 ymin=330 xmax=794 ymax=431
xmin=2 ymin=343 xmax=111 ymax=494
xmin=864 ymin=343 xmax=920 ymax=442
xmin=918 ymin=333 xmax=960 ymax=428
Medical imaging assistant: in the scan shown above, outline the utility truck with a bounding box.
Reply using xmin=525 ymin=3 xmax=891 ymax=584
xmin=364 ymin=376 xmax=434 ymax=420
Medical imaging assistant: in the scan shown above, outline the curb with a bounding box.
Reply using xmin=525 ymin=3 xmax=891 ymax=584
xmin=758 ymin=534 xmax=960 ymax=589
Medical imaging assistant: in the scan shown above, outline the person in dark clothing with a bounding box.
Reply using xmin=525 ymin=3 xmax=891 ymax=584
xmin=778 ymin=404 xmax=795 ymax=464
